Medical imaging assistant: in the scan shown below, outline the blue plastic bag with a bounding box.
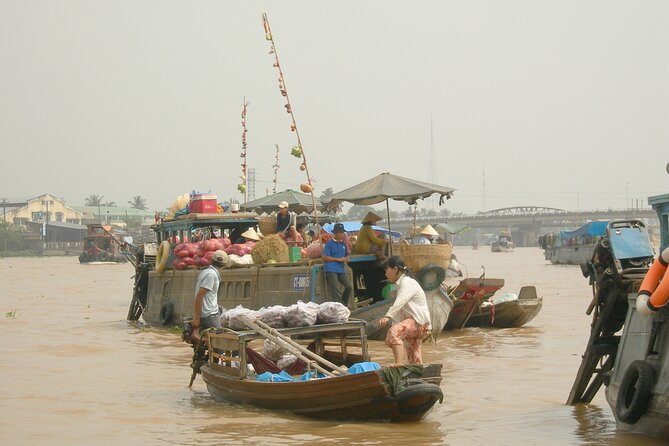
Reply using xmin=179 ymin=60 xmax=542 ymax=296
xmin=255 ymin=370 xmax=295 ymax=382
xmin=348 ymin=362 xmax=381 ymax=374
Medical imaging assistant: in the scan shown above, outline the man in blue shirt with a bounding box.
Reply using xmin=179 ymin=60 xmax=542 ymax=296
xmin=321 ymin=223 xmax=353 ymax=306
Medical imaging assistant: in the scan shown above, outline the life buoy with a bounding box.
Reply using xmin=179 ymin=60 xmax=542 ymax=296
xmin=616 ymin=360 xmax=655 ymax=424
xmin=156 ymin=241 xmax=171 ymax=273
xmin=637 ymin=247 xmax=669 ymax=313
xmin=159 ymin=302 xmax=174 ymax=326
xmin=394 ymin=382 xmax=443 ymax=415
xmin=417 ymin=264 xmax=446 ymax=291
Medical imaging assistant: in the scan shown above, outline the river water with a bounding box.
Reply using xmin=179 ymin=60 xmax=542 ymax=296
xmin=1 ymin=248 xmax=666 ymax=445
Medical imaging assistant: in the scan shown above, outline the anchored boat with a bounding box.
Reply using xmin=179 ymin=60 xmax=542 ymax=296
xmin=540 ymin=221 xmax=608 ymax=265
xmin=567 ymin=206 xmax=669 ymax=438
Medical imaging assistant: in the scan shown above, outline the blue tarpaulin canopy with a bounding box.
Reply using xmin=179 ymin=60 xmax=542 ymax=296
xmin=322 ymin=221 xmax=402 ymax=238
xmin=559 ymin=221 xmax=609 ymax=240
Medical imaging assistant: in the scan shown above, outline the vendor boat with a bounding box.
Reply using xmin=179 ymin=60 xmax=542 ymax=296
xmin=540 ymin=221 xmax=608 ymax=265
xmin=490 ymin=230 xmax=515 ymax=252
xmin=567 ymin=207 xmax=669 ymax=439
xmin=79 ymin=223 xmax=129 ymax=264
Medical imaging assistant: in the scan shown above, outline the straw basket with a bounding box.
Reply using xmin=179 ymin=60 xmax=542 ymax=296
xmin=258 ymin=215 xmax=276 ymax=236
xmin=398 ymin=242 xmax=453 ymax=273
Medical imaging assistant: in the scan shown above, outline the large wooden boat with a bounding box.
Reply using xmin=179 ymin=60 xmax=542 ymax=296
xmin=567 ymin=214 xmax=668 ymax=439
xmin=127 ymin=212 xmax=405 ymax=326
xmin=539 ymin=221 xmax=608 ymax=265
xmin=79 ymin=223 xmax=128 ymax=264
xmin=463 ymin=285 xmax=543 ymax=328
xmin=191 ymin=320 xmax=443 ymax=422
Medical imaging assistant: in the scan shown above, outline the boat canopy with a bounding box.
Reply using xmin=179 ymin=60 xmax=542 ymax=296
xmin=559 ymin=221 xmax=608 ymax=240
xmin=322 ymin=221 xmax=402 ymax=238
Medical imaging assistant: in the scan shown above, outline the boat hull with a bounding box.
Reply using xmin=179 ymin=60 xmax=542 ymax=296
xmin=603 ymin=295 xmax=669 ymax=438
xmin=464 ymin=296 xmax=542 ymax=328
xmin=201 ymin=363 xmax=443 ymax=422
xmin=544 ymin=245 xmax=596 ymax=265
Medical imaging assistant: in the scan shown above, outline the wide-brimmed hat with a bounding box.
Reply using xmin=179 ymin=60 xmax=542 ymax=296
xmin=211 ymin=250 xmax=228 ymax=266
xmin=241 ymin=227 xmax=260 ymax=241
xmin=361 ymin=211 xmax=382 ymax=224
xmin=278 ymin=201 xmax=289 ymax=209
xmin=333 ymin=223 xmax=346 ymax=233
xmin=420 ymin=224 xmax=439 ymax=237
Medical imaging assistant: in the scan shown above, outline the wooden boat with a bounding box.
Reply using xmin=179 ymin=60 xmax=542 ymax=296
xmin=463 ymin=285 xmax=543 ymax=328
xmin=352 ymin=277 xmax=509 ymax=338
xmin=490 ymin=230 xmax=514 ymax=252
xmin=443 ymin=278 xmax=506 ymax=330
xmin=190 ymin=320 xmax=444 ymax=422
xmin=539 ymin=221 xmax=608 ymax=265
xmin=127 ymin=212 xmax=397 ymax=326
xmin=79 ymin=223 xmax=128 ymax=263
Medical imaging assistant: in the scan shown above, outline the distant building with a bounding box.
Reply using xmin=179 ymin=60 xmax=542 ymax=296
xmin=1 ymin=193 xmax=83 ymax=226
xmin=71 ymin=206 xmax=154 ymax=226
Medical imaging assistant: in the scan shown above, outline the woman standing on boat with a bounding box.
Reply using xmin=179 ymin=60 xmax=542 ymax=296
xmin=378 ymin=256 xmax=431 ymax=366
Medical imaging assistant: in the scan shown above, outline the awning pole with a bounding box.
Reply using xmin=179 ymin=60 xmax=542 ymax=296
xmin=386 ymin=198 xmax=393 ymax=256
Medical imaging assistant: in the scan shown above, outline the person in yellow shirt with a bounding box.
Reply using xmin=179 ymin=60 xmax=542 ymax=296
xmin=353 ymin=212 xmax=387 ymax=258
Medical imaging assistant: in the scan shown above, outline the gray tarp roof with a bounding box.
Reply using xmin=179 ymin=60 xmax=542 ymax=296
xmin=323 ymin=172 xmax=455 ymax=211
xmin=242 ymin=189 xmax=323 ymax=214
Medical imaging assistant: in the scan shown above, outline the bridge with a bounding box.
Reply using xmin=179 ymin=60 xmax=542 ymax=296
xmin=386 ymin=206 xmax=658 ymax=247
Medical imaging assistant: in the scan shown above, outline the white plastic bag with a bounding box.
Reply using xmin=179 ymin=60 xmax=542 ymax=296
xmin=226 ymin=305 xmax=259 ymax=330
xmin=283 ymin=301 xmax=319 ymax=327
xmin=257 ymin=305 xmax=286 ymax=328
xmin=316 ymin=301 xmax=351 ymax=324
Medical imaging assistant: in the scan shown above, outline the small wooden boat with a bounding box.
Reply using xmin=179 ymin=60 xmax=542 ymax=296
xmin=190 ymin=320 xmax=443 ymax=422
xmin=352 ymin=277 xmax=507 ymax=338
xmin=443 ymin=278 xmax=506 ymax=330
xmin=490 ymin=230 xmax=515 ymax=252
xmin=463 ymin=286 xmax=543 ymax=328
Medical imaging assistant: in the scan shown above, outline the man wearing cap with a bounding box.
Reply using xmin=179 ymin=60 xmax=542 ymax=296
xmin=192 ymin=250 xmax=227 ymax=332
xmin=276 ymin=201 xmax=298 ymax=243
xmin=322 ymin=223 xmax=353 ymax=307
xmin=411 ymin=224 xmax=439 ymax=245
xmin=353 ymin=211 xmax=387 ymax=257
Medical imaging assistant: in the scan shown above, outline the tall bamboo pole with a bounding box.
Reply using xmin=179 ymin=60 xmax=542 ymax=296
xmin=262 ymin=13 xmax=320 ymax=231
xmin=239 ymin=98 xmax=249 ymax=206
xmin=272 ymin=144 xmax=280 ymax=194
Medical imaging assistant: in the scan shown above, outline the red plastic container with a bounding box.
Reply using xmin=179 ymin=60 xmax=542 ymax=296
xmin=188 ymin=194 xmax=218 ymax=213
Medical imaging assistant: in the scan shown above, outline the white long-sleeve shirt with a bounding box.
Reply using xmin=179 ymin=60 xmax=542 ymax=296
xmin=384 ymin=274 xmax=431 ymax=327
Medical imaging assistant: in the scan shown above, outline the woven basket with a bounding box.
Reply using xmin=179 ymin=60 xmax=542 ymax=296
xmin=399 ymin=242 xmax=453 ymax=273
xmin=258 ymin=215 xmax=276 ymax=236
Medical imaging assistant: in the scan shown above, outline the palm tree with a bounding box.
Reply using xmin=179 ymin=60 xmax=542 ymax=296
xmin=85 ymin=195 xmax=104 ymax=207
xmin=127 ymin=196 xmax=148 ymax=210
xmin=104 ymin=201 xmax=116 ymax=207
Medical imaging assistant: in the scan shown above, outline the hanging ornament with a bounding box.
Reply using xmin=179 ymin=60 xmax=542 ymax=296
xmin=299 ymin=163 xmax=306 ymax=171
xmin=291 ymin=145 xmax=302 ymax=157
xmin=300 ymin=183 xmax=313 ymax=193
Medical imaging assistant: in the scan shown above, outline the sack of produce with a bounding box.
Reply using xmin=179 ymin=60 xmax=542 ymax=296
xmin=227 ymin=254 xmax=254 ymax=267
xmin=283 ymin=301 xmax=319 ymax=327
xmin=226 ymin=305 xmax=259 ymax=331
xmin=257 ymin=305 xmax=286 ymax=328
xmin=277 ymin=354 xmax=298 ymax=370
xmin=305 ymin=241 xmax=323 ymax=259
xmin=263 ymin=339 xmax=287 ymax=362
xmin=316 ymin=301 xmax=351 ymax=324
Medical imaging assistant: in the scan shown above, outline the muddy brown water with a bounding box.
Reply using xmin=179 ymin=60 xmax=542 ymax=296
xmin=1 ymin=249 xmax=666 ymax=445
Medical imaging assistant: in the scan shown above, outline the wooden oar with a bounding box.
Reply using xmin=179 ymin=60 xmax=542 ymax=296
xmin=241 ymin=316 xmax=349 ymax=376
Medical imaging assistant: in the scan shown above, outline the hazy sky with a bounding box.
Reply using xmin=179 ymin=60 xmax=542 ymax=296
xmin=1 ymin=1 xmax=667 ymax=215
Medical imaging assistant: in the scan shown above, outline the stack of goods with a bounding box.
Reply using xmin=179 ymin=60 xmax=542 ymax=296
xmin=221 ymin=301 xmax=350 ymax=330
xmin=171 ymin=238 xmax=231 ymax=270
